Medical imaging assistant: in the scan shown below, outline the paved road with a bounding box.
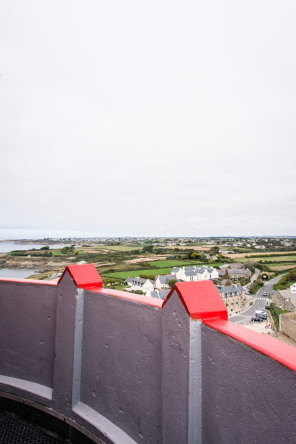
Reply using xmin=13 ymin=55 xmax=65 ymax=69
xmin=229 ymin=274 xmax=283 ymax=325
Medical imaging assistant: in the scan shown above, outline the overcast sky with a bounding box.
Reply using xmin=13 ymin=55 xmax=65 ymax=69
xmin=1 ymin=1 xmax=295 ymax=238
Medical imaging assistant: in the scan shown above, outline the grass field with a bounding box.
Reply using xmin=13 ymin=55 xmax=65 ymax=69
xmin=103 ymin=268 xmax=175 ymax=279
xmin=100 ymin=245 xmax=143 ymax=251
xmin=103 ymin=261 xmax=221 ymax=279
xmin=268 ymin=264 xmax=296 ymax=271
xmin=239 ymin=255 xmax=296 ymax=263
xmin=147 ymin=259 xmax=222 ymax=268
xmin=260 ymin=256 xmax=296 ymax=262
xmin=226 ymin=251 xmax=296 ymax=259
xmin=147 ymin=260 xmax=202 ymax=268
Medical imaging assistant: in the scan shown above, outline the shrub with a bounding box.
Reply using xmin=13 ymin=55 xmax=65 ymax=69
xmin=274 ymin=269 xmax=296 ymax=290
xmin=249 ymin=278 xmax=264 ymax=295
xmin=168 ymin=279 xmax=178 ymax=288
xmin=270 ymin=303 xmax=291 ymax=330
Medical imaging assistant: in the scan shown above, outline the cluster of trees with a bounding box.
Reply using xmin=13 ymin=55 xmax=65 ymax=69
xmin=141 ymin=245 xmax=163 ymax=254
xmin=249 ymin=276 xmax=264 ymax=295
xmin=60 ymin=245 xmax=75 ymax=254
xmin=182 ymin=251 xmax=208 ymax=261
xmin=242 ymin=262 xmax=256 ymax=273
xmin=208 ymin=246 xmax=220 ymax=255
xmin=168 ymin=279 xmax=178 ymax=288
xmin=139 ymin=274 xmax=155 ymax=280
xmin=10 ymin=250 xmax=53 ymax=257
xmin=274 ymin=269 xmax=296 ymax=290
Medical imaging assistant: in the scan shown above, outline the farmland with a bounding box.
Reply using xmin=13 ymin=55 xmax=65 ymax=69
xmin=1 ymin=237 xmax=295 ymax=284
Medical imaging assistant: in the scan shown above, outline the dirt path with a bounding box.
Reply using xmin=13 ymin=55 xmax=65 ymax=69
xmin=125 ymin=255 xmax=167 ymax=264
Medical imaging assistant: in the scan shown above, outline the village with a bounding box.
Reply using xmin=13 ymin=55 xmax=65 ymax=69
xmin=124 ymin=263 xmax=250 ymax=316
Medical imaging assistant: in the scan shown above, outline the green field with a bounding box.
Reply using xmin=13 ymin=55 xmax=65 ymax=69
xmin=147 ymin=259 xmax=222 ymax=268
xmin=103 ymin=268 xmax=175 ymax=279
xmin=261 ymin=256 xmax=296 ymax=262
xmin=147 ymin=260 xmax=201 ymax=268
xmin=265 ymin=263 xmax=296 ymax=271
xmin=240 ymin=255 xmax=296 ymax=263
xmin=97 ymin=245 xmax=143 ymax=252
xmin=103 ymin=261 xmax=221 ymax=279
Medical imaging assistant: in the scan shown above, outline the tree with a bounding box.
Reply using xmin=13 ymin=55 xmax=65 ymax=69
xmin=209 ymin=246 xmax=220 ymax=255
xmin=139 ymin=274 xmax=155 ymax=280
xmin=142 ymin=245 xmax=153 ymax=253
xmin=168 ymin=279 xmax=178 ymax=288
xmin=190 ymin=252 xmax=202 ymax=260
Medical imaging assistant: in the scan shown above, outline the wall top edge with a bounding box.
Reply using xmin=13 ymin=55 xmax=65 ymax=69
xmin=0 ymin=277 xmax=57 ymax=286
xmin=90 ymin=287 xmax=164 ymax=308
xmin=0 ymin=264 xmax=230 ymax=317
xmin=204 ymin=319 xmax=296 ymax=373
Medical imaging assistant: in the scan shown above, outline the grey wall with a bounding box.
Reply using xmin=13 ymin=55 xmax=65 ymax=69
xmin=52 ymin=272 xmax=79 ymax=415
xmin=81 ymin=290 xmax=163 ymax=443
xmin=0 ymin=281 xmax=57 ymax=387
xmin=1 ymin=274 xmax=296 ymax=444
xmin=202 ymin=325 xmax=296 ymax=444
xmin=0 ymin=275 xmax=193 ymax=443
xmin=161 ymin=291 xmax=190 ymax=444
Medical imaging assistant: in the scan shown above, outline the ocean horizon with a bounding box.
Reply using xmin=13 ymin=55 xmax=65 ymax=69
xmin=0 ymin=228 xmax=106 ymax=240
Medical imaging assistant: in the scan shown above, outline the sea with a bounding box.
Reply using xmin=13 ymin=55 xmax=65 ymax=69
xmin=0 ymin=239 xmax=70 ymax=279
xmin=0 ymin=268 xmax=39 ymax=279
xmin=0 ymin=242 xmax=70 ymax=253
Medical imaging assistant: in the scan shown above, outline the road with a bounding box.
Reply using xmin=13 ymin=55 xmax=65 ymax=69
xmin=229 ymin=274 xmax=283 ymax=325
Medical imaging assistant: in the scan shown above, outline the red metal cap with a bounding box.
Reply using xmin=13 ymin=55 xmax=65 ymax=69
xmin=164 ymin=280 xmax=228 ymax=321
xmin=59 ymin=264 xmax=103 ymax=289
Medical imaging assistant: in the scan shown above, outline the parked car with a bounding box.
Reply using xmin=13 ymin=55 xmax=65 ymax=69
xmin=251 ymin=317 xmax=263 ymax=322
xmin=256 ymin=310 xmax=267 ymax=316
xmin=256 ymin=314 xmax=267 ymax=320
xmin=265 ymin=305 xmax=270 ymax=309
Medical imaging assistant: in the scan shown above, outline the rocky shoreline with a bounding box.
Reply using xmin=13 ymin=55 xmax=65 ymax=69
xmin=0 ymin=255 xmax=68 ymax=271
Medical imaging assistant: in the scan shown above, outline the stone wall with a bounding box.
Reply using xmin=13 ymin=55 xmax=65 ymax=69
xmin=280 ymin=312 xmax=296 ymax=341
xmin=272 ymin=290 xmax=296 ymax=311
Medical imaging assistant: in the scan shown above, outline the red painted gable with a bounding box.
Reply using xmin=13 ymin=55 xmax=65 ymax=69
xmin=164 ymin=280 xmax=228 ymax=321
xmin=59 ymin=264 xmax=103 ymax=289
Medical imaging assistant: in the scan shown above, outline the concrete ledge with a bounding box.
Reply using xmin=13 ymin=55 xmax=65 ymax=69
xmin=0 ymin=278 xmax=57 ymax=285
xmin=73 ymin=402 xmax=137 ymax=444
xmin=0 ymin=376 xmax=53 ymax=400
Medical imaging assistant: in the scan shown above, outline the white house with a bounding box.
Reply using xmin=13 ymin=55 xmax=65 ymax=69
xmin=145 ymin=289 xmax=170 ymax=300
xmin=155 ymin=274 xmax=176 ymax=290
xmin=125 ymin=277 xmax=154 ymax=293
xmin=171 ymin=266 xmax=219 ymax=282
